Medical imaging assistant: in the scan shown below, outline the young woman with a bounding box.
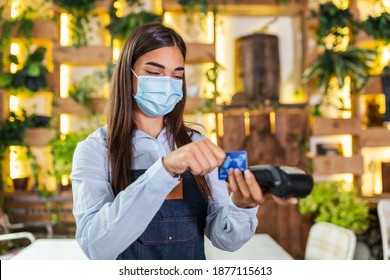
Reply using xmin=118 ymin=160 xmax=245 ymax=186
xmin=70 ymin=23 xmax=283 ymax=260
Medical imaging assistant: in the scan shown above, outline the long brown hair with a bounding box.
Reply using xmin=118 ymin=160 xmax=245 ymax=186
xmin=107 ymin=23 xmax=210 ymax=198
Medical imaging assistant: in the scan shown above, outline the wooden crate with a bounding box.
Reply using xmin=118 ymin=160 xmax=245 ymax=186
xmin=312 ymin=117 xmax=361 ymax=136
xmin=3 ymin=191 xmax=75 ymax=225
xmin=53 ymin=45 xmax=112 ymax=65
xmin=360 ymin=127 xmax=390 ymax=147
xmin=25 ymin=128 xmax=56 ymax=147
xmin=186 ymin=43 xmax=215 ymax=64
xmin=312 ymin=155 xmax=364 ymax=175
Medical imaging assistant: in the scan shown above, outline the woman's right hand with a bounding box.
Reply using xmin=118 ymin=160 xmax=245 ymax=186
xmin=162 ymin=138 xmax=226 ymax=176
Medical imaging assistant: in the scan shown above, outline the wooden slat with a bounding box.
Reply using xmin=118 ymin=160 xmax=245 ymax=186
xmin=360 ymin=127 xmax=390 ymax=147
xmin=53 ymin=45 xmax=112 ymax=65
xmin=218 ymin=113 xmax=247 ymax=151
xmin=162 ymin=0 xmax=305 ymax=16
xmin=364 ymin=76 xmax=382 ymax=95
xmin=186 ymin=43 xmax=215 ymax=64
xmin=0 ymin=90 xmax=10 ymax=120
xmin=8 ymin=20 xmax=59 ymax=41
xmin=312 ymin=117 xmax=361 ymax=136
xmin=53 ymin=97 xmax=107 ymax=115
xmin=24 ymin=128 xmax=56 ymax=147
xmin=53 ymin=97 xmax=88 ymax=115
xmin=4 ymin=191 xmax=74 ymax=225
xmin=312 ymin=155 xmax=364 ymax=175
xmin=184 ymin=97 xmax=216 ymax=114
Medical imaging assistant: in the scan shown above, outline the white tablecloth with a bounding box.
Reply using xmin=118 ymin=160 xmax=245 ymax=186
xmin=11 ymin=234 xmax=293 ymax=260
xmin=205 ymin=234 xmax=294 ymax=260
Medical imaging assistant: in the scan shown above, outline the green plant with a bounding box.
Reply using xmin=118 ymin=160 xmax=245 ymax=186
xmin=303 ymin=2 xmax=378 ymax=100
xmin=204 ymin=60 xmax=224 ymax=112
xmin=299 ymin=181 xmax=371 ymax=234
xmin=107 ymin=0 xmax=161 ymax=43
xmin=68 ymin=70 xmax=108 ymax=112
xmin=303 ymin=47 xmax=376 ymax=95
xmin=0 ymin=47 xmax=48 ymax=93
xmin=0 ymin=1 xmax=35 ymax=71
xmin=0 ymin=112 xmax=27 ymax=161
xmin=54 ymin=0 xmax=100 ymax=48
xmin=361 ymin=11 xmax=390 ymax=43
xmin=50 ymin=130 xmax=91 ymax=185
xmin=311 ymin=2 xmax=359 ymax=48
xmin=0 ymin=111 xmax=41 ymax=190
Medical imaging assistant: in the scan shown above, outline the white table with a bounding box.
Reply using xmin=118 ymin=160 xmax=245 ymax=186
xmin=205 ymin=234 xmax=294 ymax=260
xmin=11 ymin=239 xmax=88 ymax=260
xmin=11 ymin=234 xmax=293 ymax=260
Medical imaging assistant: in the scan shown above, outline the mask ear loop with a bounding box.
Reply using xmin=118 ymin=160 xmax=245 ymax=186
xmin=130 ymin=68 xmax=138 ymax=97
xmin=130 ymin=68 xmax=139 ymax=78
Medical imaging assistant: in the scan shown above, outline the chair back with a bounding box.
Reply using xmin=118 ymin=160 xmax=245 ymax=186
xmin=305 ymin=222 xmax=356 ymax=260
xmin=378 ymin=199 xmax=390 ymax=260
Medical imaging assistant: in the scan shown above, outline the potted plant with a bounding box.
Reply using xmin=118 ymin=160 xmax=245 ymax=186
xmin=68 ymin=70 xmax=109 ymax=114
xmin=106 ymin=0 xmax=161 ymax=45
xmin=0 ymin=47 xmax=49 ymax=94
xmin=50 ymin=130 xmax=91 ymax=190
xmin=0 ymin=1 xmax=35 ymax=71
xmin=298 ymin=180 xmax=371 ymax=234
xmin=361 ymin=10 xmax=390 ymax=43
xmin=0 ymin=112 xmax=36 ymax=192
xmin=303 ymin=2 xmax=376 ymax=115
xmin=53 ymin=0 xmax=100 ymax=48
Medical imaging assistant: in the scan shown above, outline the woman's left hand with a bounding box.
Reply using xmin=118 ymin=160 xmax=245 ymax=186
xmin=227 ymin=169 xmax=265 ymax=208
xmin=227 ymin=169 xmax=298 ymax=208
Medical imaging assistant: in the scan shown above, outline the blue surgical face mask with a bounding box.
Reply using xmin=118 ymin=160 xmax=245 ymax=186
xmin=131 ymin=69 xmax=183 ymax=118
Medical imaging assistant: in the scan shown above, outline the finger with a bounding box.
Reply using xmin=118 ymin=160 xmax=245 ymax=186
xmin=234 ymin=168 xmax=251 ymax=199
xmin=244 ymin=170 xmax=265 ymax=204
xmin=196 ymin=140 xmax=219 ymax=172
xmin=203 ymin=139 xmax=226 ymax=166
xmin=184 ymin=143 xmax=210 ymax=175
xmin=227 ymin=168 xmax=238 ymax=192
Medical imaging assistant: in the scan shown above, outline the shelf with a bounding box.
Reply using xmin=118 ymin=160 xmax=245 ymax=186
xmin=53 ymin=45 xmax=112 ymax=65
xmin=186 ymin=43 xmax=215 ymax=64
xmin=53 ymin=97 xmax=107 ymax=115
xmin=363 ymin=76 xmax=382 ymax=95
xmin=162 ymin=0 xmax=305 ymax=16
xmin=360 ymin=127 xmax=390 ymax=148
xmin=11 ymin=20 xmax=59 ymax=42
xmin=184 ymin=97 xmax=217 ymax=114
xmin=24 ymin=128 xmax=56 ymax=147
xmin=312 ymin=117 xmax=361 ymax=136
xmin=312 ymin=155 xmax=364 ymax=176
xmin=3 ymin=191 xmax=74 ymax=224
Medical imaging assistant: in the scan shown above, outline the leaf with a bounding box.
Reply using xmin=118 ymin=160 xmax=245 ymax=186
xmin=27 ymin=62 xmax=41 ymax=77
xmin=0 ymin=73 xmax=13 ymax=88
xmin=29 ymin=47 xmax=46 ymax=62
xmin=8 ymin=54 xmax=19 ymax=65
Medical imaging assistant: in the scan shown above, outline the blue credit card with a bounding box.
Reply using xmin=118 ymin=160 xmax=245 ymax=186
xmin=218 ymin=151 xmax=248 ymax=180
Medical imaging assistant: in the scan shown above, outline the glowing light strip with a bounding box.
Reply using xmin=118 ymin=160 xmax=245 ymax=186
xmin=9 ymin=95 xmax=19 ymax=113
xmin=10 ymin=43 xmax=20 ymax=73
xmin=60 ymin=64 xmax=70 ymax=98
xmin=269 ymin=112 xmax=276 ymax=134
xmin=60 ymin=114 xmax=70 ymax=135
xmin=60 ymin=13 xmax=71 ymax=46
xmin=113 ymin=39 xmax=121 ymax=62
xmin=11 ymin=0 xmax=21 ymax=18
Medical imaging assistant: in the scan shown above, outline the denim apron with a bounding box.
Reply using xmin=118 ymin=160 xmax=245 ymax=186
xmin=116 ymin=170 xmax=208 ymax=260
